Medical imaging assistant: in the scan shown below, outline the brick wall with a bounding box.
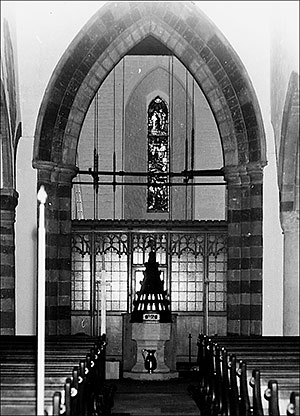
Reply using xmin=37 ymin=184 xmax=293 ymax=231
xmin=0 ymin=190 xmax=18 ymax=334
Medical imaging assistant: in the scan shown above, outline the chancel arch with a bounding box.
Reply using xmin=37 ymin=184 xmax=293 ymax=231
xmin=33 ymin=1 xmax=266 ymax=342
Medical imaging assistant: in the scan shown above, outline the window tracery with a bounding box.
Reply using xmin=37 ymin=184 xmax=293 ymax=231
xmin=71 ymin=229 xmax=227 ymax=313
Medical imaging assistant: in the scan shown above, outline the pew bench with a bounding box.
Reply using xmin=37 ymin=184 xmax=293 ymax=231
xmin=49 ymin=335 xmax=117 ymax=416
xmin=188 ymin=334 xmax=300 ymax=416
xmin=0 ymin=335 xmax=108 ymax=416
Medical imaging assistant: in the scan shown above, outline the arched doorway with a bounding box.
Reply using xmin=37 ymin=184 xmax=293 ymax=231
xmin=33 ymin=2 xmax=266 ymax=339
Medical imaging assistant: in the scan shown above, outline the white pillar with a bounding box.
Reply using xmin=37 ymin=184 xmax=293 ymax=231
xmin=37 ymin=186 xmax=47 ymax=416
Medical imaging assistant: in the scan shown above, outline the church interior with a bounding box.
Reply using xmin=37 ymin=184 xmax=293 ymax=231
xmin=1 ymin=1 xmax=299 ymax=415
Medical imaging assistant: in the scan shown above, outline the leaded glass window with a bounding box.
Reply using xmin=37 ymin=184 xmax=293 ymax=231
xmin=71 ymin=228 xmax=227 ymax=314
xmin=170 ymin=233 xmax=227 ymax=312
xmin=71 ymin=234 xmax=91 ymax=311
xmin=207 ymin=234 xmax=227 ymax=312
xmin=147 ymin=97 xmax=169 ymax=212
xmin=96 ymin=251 xmax=128 ymax=311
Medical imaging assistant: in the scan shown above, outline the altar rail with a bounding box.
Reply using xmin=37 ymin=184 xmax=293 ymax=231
xmin=188 ymin=334 xmax=300 ymax=415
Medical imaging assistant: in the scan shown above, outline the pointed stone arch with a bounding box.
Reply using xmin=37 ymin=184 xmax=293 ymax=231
xmin=279 ymin=71 xmax=299 ymax=335
xmin=0 ymin=75 xmax=20 ymax=335
xmin=279 ymin=71 xmax=299 ymax=214
xmin=33 ymin=2 xmax=266 ymax=167
xmin=33 ymin=1 xmax=267 ymax=335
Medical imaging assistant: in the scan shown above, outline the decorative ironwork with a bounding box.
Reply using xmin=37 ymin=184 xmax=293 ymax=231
xmin=71 ymin=228 xmax=227 ymax=313
xmin=207 ymin=234 xmax=227 ymax=257
xmin=71 ymin=234 xmax=91 ymax=256
xmin=71 ymin=234 xmax=91 ymax=311
xmin=94 ymin=233 xmax=128 ymax=257
xmin=132 ymin=233 xmax=167 ymax=253
xmin=132 ymin=233 xmax=167 ymax=266
xmin=170 ymin=233 xmax=205 ymax=312
xmin=147 ymin=97 xmax=169 ymax=212
xmin=170 ymin=233 xmax=205 ymax=258
xmin=207 ymin=233 xmax=227 ymax=312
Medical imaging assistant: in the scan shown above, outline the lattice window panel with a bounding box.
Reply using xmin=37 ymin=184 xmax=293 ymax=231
xmin=71 ymin=230 xmax=227 ymax=313
xmin=207 ymin=234 xmax=227 ymax=312
xmin=71 ymin=250 xmax=91 ymax=311
xmin=95 ymin=251 xmax=128 ymax=312
xmin=132 ymin=233 xmax=167 ymax=266
xmin=171 ymin=250 xmax=204 ymax=311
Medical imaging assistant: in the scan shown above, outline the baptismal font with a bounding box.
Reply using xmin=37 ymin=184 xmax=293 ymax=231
xmin=123 ymin=250 xmax=178 ymax=380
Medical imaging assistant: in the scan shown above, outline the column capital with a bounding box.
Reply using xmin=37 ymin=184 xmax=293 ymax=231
xmin=223 ymin=165 xmax=241 ymax=185
xmin=246 ymin=161 xmax=266 ymax=183
xmin=224 ymin=162 xmax=266 ymax=185
xmin=33 ymin=161 xmax=78 ymax=185
xmin=0 ymin=188 xmax=19 ymax=211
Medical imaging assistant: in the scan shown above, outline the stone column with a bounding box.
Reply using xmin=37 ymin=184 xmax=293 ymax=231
xmin=248 ymin=163 xmax=264 ymax=336
xmin=224 ymin=163 xmax=264 ymax=336
xmin=36 ymin=162 xmax=77 ymax=335
xmin=281 ymin=211 xmax=299 ymax=335
xmin=239 ymin=166 xmax=252 ymax=335
xmin=0 ymin=188 xmax=18 ymax=335
xmin=224 ymin=166 xmax=242 ymax=335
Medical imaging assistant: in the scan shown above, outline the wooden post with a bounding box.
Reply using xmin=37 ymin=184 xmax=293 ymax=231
xmin=101 ymin=255 xmax=106 ymax=335
xmin=37 ymin=185 xmax=47 ymax=416
xmin=203 ymin=235 xmax=209 ymax=335
xmin=96 ymin=279 xmax=100 ymax=337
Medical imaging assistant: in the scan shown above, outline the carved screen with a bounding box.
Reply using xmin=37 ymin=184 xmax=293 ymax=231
xmin=147 ymin=96 xmax=169 ymax=212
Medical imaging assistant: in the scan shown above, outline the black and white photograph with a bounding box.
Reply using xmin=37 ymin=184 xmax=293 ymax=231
xmin=1 ymin=1 xmax=299 ymax=415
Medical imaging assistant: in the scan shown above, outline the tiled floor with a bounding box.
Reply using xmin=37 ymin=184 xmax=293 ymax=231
xmin=111 ymin=375 xmax=200 ymax=415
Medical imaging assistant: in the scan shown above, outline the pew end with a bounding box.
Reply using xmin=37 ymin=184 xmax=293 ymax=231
xmin=287 ymin=391 xmax=300 ymax=416
xmin=264 ymin=379 xmax=280 ymax=416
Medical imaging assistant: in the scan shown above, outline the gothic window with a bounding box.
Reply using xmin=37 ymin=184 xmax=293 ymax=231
xmin=147 ymin=97 xmax=169 ymax=212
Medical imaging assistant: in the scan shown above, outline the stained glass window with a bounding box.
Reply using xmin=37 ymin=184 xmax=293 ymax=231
xmin=147 ymin=97 xmax=169 ymax=212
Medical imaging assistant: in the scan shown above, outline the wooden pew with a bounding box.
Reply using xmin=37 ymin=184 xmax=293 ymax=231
xmin=188 ymin=335 xmax=238 ymax=416
xmin=53 ymin=391 xmax=62 ymax=416
xmin=220 ymin=346 xmax=230 ymax=416
xmin=188 ymin=333 xmax=299 ymax=416
xmin=51 ymin=335 xmax=116 ymax=416
xmin=287 ymin=391 xmax=299 ymax=416
xmin=249 ymin=369 xmax=264 ymax=416
xmin=0 ymin=334 xmax=110 ymax=415
xmin=228 ymin=354 xmax=240 ymax=416
xmin=264 ymin=380 xmax=280 ymax=416
xmin=210 ymin=335 xmax=300 ymax=395
xmin=237 ymin=360 xmax=251 ymax=416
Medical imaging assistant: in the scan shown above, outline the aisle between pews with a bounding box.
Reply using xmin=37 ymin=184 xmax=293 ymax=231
xmin=111 ymin=376 xmax=200 ymax=416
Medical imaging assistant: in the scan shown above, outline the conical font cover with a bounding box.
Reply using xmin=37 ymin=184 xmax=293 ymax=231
xmin=131 ymin=251 xmax=172 ymax=323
